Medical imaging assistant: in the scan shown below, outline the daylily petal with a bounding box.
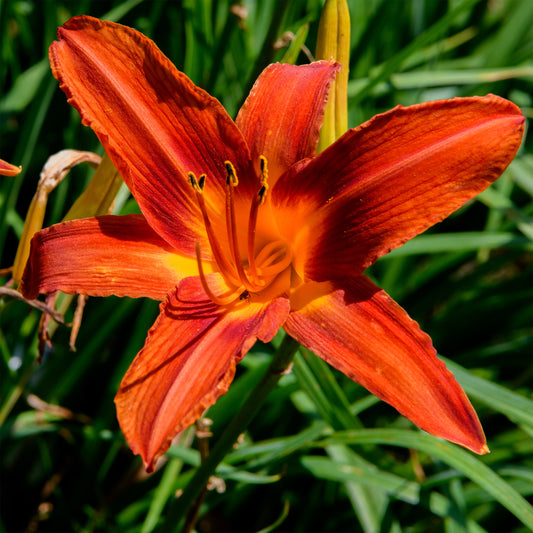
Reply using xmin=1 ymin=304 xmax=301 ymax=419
xmin=0 ymin=158 xmax=21 ymax=176
xmin=285 ymin=275 xmax=487 ymax=454
xmin=20 ymin=215 xmax=194 ymax=300
xmin=236 ymin=61 xmax=339 ymax=182
xmin=115 ymin=275 xmax=290 ymax=470
xmin=272 ymin=95 xmax=525 ymax=281
xmin=49 ymin=16 xmax=254 ymax=254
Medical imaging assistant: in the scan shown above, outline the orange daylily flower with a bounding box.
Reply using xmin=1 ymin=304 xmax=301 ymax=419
xmin=0 ymin=158 xmax=21 ymax=176
xmin=21 ymin=16 xmax=525 ymax=471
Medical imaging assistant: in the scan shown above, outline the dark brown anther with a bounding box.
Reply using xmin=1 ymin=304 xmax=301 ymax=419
xmin=198 ymin=174 xmax=206 ymax=190
xmin=224 ymin=161 xmax=238 ymax=186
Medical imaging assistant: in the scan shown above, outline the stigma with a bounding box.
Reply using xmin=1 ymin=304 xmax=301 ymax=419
xmin=189 ymin=156 xmax=292 ymax=306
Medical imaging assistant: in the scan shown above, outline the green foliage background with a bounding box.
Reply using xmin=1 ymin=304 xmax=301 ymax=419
xmin=1 ymin=0 xmax=532 ymax=531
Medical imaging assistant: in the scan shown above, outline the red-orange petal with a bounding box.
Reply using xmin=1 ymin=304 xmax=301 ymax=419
xmin=20 ymin=215 xmax=191 ymax=300
xmin=115 ymin=274 xmax=290 ymax=471
xmin=49 ymin=16 xmax=254 ymax=254
xmin=285 ymin=275 xmax=488 ymax=454
xmin=236 ymin=61 xmax=339 ymax=183
xmin=0 ymin=158 xmax=21 ymax=176
xmin=272 ymin=95 xmax=525 ymax=281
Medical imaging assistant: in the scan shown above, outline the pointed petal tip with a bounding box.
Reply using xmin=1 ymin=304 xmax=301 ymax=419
xmin=479 ymin=443 xmax=490 ymax=455
xmin=283 ymin=92 xmax=525 ymax=281
xmin=114 ymin=393 xmax=177 ymax=474
xmin=454 ymin=437 xmax=489 ymax=455
xmin=236 ymin=60 xmax=342 ymax=182
xmin=144 ymin=458 xmax=156 ymax=474
xmin=448 ymin=424 xmax=488 ymax=456
xmin=286 ymin=277 xmax=491 ymax=458
xmin=0 ymin=159 xmax=22 ymax=177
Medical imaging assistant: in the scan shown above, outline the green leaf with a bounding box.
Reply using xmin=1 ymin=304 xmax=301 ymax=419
xmin=141 ymin=457 xmax=185 ymax=533
xmin=477 ymin=188 xmax=533 ymax=241
xmin=316 ymin=429 xmax=533 ymax=529
xmin=511 ymin=156 xmax=533 ymax=197
xmin=443 ymin=357 xmax=533 ymax=430
xmin=349 ymin=65 xmax=533 ymax=97
xmin=0 ymin=60 xmax=48 ymax=113
xmin=385 ymin=232 xmax=532 ymax=258
xmin=301 ymin=455 xmax=489 ymax=531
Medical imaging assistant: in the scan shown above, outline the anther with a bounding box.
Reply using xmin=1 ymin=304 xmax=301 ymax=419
xmin=259 ymin=155 xmax=268 ymax=185
xmin=198 ymin=174 xmax=206 ymax=190
xmin=258 ymin=155 xmax=269 ymax=204
xmin=258 ymin=185 xmax=267 ymax=205
xmin=188 ymin=170 xmax=240 ymax=287
xmin=188 ymin=171 xmax=199 ymax=191
xmin=188 ymin=172 xmax=206 ymax=193
xmin=225 ymin=161 xmax=238 ymax=186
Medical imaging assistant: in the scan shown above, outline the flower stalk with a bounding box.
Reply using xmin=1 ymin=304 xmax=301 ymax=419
xmin=316 ymin=0 xmax=350 ymax=151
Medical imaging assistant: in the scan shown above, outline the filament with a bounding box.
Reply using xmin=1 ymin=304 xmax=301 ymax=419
xmin=188 ymin=155 xmax=291 ymax=306
xmin=224 ymin=162 xmax=255 ymax=291
xmin=188 ymin=172 xmax=239 ymax=286
xmin=247 ymin=155 xmax=269 ymax=283
xmin=195 ymin=243 xmax=243 ymax=306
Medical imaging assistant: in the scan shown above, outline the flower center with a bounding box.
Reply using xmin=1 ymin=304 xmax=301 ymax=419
xmin=189 ymin=156 xmax=292 ymax=306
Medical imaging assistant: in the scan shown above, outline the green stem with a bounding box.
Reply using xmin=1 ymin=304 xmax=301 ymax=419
xmin=159 ymin=333 xmax=300 ymax=531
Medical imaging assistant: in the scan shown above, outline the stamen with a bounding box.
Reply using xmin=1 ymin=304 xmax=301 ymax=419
xmin=224 ymin=161 xmax=255 ymax=291
xmin=247 ymin=155 xmax=270 ymax=283
xmin=188 ymin=172 xmax=200 ymax=192
xmin=189 ymin=157 xmax=291 ymax=305
xmin=195 ymin=243 xmax=243 ymax=306
xmin=188 ymin=171 xmax=239 ymax=286
xmin=246 ymin=194 xmax=261 ymax=283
